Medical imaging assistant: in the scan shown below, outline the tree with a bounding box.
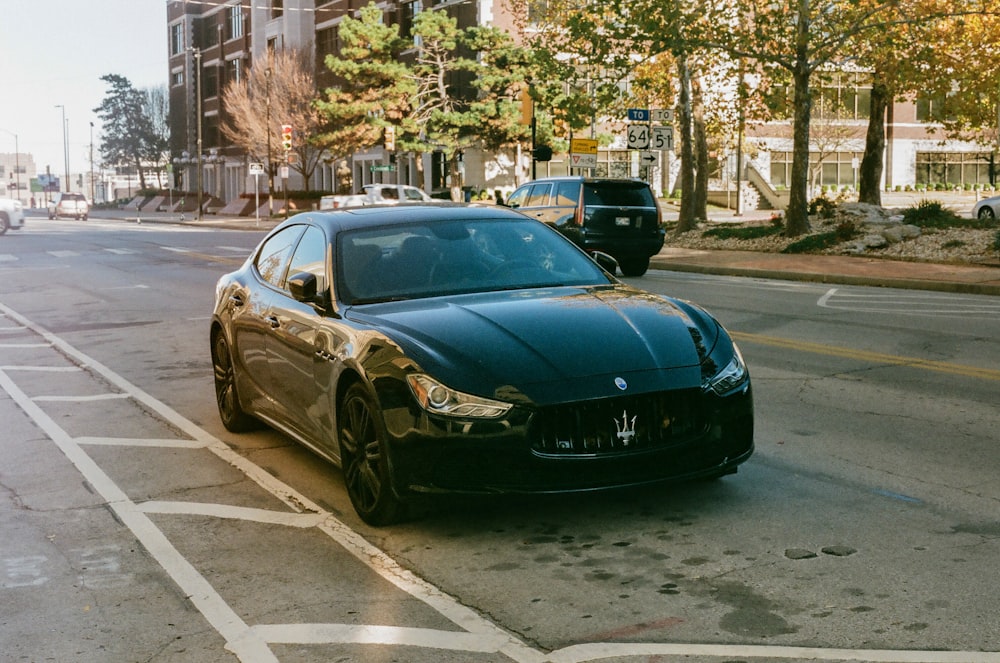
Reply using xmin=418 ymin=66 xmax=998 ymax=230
xmin=221 ymin=48 xmax=331 ymax=193
xmin=93 ymin=74 xmax=161 ymax=191
xmin=319 ymin=3 xmax=533 ymax=199
xmin=315 ymin=2 xmax=414 ymax=185
xmin=143 ymin=85 xmax=170 ymax=187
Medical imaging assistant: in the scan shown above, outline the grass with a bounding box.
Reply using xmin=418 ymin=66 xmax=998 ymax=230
xmin=702 ymin=224 xmax=784 ymax=240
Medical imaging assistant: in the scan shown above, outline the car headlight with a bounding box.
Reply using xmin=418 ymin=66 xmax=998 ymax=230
xmin=703 ymin=344 xmax=749 ymax=396
xmin=406 ymin=374 xmax=513 ymax=419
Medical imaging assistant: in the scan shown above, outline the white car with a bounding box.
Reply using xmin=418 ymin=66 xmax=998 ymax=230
xmin=972 ymin=194 xmax=1000 ymax=220
xmin=0 ymin=197 xmax=25 ymax=234
xmin=362 ymin=184 xmax=434 ymax=204
xmin=48 ymin=192 xmax=90 ymax=220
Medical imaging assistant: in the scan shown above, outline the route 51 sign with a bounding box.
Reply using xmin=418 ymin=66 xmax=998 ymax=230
xmin=652 ymin=126 xmax=674 ymax=151
xmin=627 ymin=124 xmax=650 ymax=149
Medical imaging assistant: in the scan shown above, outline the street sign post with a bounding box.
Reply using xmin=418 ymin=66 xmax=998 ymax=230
xmin=569 ymin=138 xmax=598 ymax=170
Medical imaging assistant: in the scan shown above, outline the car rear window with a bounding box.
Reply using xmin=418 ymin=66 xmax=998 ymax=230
xmin=583 ymin=182 xmax=655 ymax=207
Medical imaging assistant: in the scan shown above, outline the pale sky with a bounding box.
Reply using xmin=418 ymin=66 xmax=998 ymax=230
xmin=0 ymin=0 xmax=169 ymax=178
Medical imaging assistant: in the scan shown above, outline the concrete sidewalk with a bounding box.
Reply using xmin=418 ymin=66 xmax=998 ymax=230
xmin=88 ymin=207 xmax=1000 ymax=297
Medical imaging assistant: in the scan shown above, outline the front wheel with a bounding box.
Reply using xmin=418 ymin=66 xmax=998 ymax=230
xmin=0 ymin=215 xmax=8 ymax=235
xmin=338 ymin=382 xmax=405 ymax=526
xmin=977 ymin=206 xmax=996 ymax=221
xmin=211 ymin=331 xmax=258 ymax=432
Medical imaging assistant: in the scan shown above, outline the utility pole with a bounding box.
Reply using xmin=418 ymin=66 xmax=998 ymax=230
xmin=55 ymin=105 xmax=68 ymax=192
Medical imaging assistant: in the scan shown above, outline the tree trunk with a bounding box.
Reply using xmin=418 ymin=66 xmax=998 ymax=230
xmin=785 ymin=59 xmax=813 ymax=236
xmin=692 ymin=74 xmax=709 ymax=221
xmin=858 ymin=76 xmax=889 ymax=206
xmin=674 ymin=52 xmax=697 ymax=234
xmin=135 ymin=156 xmax=148 ymax=191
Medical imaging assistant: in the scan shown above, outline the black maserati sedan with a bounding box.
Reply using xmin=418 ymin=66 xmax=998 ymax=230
xmin=210 ymin=204 xmax=753 ymax=525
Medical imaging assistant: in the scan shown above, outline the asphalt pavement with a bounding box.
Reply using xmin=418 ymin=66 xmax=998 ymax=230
xmin=75 ymin=206 xmax=1000 ymax=297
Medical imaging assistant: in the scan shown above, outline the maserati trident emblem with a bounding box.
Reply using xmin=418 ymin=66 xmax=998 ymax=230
xmin=615 ymin=410 xmax=637 ymax=445
xmin=614 ymin=377 xmax=628 ymax=391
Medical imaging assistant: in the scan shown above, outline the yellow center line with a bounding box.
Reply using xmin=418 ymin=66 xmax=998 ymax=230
xmin=731 ymin=331 xmax=1000 ymax=382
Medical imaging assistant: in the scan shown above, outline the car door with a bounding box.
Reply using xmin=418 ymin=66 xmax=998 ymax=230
xmin=229 ymin=225 xmax=306 ymax=419
xmin=266 ymin=224 xmax=333 ymax=443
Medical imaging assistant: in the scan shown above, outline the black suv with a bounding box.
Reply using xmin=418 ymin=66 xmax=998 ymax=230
xmin=505 ymin=177 xmax=664 ymax=276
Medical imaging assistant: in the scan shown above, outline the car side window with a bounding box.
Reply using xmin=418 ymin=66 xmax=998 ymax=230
xmin=553 ymin=182 xmax=580 ymax=207
xmin=525 ymin=183 xmax=552 ymax=207
xmin=255 ymin=225 xmax=306 ymax=288
xmin=403 ymin=187 xmax=423 ymax=201
xmin=285 ymin=225 xmax=328 ymax=293
xmin=506 ymin=186 xmax=529 ymax=209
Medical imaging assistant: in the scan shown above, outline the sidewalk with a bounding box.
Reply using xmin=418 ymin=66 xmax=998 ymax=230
xmin=89 ymin=207 xmax=1000 ymax=297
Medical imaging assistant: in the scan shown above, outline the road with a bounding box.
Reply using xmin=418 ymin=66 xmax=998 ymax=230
xmin=1 ymin=216 xmax=998 ymax=663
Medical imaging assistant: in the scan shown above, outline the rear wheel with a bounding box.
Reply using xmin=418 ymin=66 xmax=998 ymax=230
xmin=977 ymin=206 xmax=996 ymax=221
xmin=0 ymin=214 xmax=8 ymax=235
xmin=619 ymin=255 xmax=651 ymax=277
xmin=211 ymin=331 xmax=257 ymax=432
xmin=338 ymin=382 xmax=405 ymax=526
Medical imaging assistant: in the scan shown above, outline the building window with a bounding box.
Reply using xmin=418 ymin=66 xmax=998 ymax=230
xmin=202 ymin=64 xmax=219 ymax=99
xmin=226 ymin=57 xmax=243 ymax=85
xmin=227 ymin=4 xmax=245 ymax=40
xmin=916 ymin=152 xmax=993 ymax=187
xmin=272 ymin=0 xmax=283 ymax=18
xmin=915 ymin=94 xmax=952 ymax=123
xmin=400 ymin=1 xmax=419 ymax=39
xmin=814 ymin=72 xmax=871 ymax=121
xmin=316 ymin=27 xmax=339 ymax=67
xmin=770 ymin=151 xmax=863 ymax=189
xmin=172 ymin=70 xmax=184 ymax=86
xmin=170 ymin=23 xmax=184 ymax=55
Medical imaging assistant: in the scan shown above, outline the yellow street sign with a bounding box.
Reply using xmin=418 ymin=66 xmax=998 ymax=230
xmin=570 ymin=138 xmax=598 ymax=155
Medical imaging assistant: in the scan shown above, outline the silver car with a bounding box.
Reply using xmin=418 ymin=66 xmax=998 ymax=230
xmin=971 ymin=194 xmax=1000 ymax=221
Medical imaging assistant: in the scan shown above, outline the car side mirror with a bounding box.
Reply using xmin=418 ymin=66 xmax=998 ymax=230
xmin=288 ymin=271 xmax=322 ymax=306
xmin=589 ymin=251 xmax=619 ymax=275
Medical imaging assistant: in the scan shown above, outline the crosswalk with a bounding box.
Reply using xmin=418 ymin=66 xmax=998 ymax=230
xmin=0 ymin=244 xmax=249 ymax=264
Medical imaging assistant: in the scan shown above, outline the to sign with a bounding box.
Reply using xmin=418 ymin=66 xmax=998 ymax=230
xmin=627 ymin=108 xmax=650 ymax=122
xmin=627 ymin=124 xmax=650 ymax=150
xmin=650 ymin=109 xmax=674 ymax=123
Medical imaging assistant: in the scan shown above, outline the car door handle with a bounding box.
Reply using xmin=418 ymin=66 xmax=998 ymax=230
xmin=265 ymin=315 xmax=280 ymax=329
xmin=229 ymin=293 xmax=245 ymax=307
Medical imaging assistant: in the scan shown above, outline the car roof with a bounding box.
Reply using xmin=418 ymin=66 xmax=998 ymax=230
xmin=275 ymin=202 xmax=528 ymax=234
xmin=521 ymin=176 xmax=650 ymax=185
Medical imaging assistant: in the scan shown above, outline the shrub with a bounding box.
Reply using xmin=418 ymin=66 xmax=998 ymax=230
xmin=835 ymin=220 xmax=859 ymax=241
xmin=782 ymin=231 xmax=841 ymax=254
xmin=703 ymin=224 xmax=784 ymax=240
xmin=903 ymin=199 xmax=996 ymax=229
xmin=808 ymin=196 xmax=838 ymax=218
xmin=993 ymin=230 xmax=1000 ymax=252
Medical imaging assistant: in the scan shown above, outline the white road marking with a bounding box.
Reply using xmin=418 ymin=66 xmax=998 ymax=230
xmin=47 ymin=250 xmax=79 ymax=258
xmin=2 ymin=299 xmax=998 ymax=663
xmin=104 ymin=248 xmax=136 ymax=254
xmin=819 ymin=287 xmax=1000 ymax=316
xmin=0 ymin=254 xmax=15 ymax=262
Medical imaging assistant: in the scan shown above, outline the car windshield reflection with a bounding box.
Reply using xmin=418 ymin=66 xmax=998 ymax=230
xmin=337 ymin=217 xmax=612 ymax=304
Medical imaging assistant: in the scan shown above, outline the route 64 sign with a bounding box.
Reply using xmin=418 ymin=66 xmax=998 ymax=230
xmin=627 ymin=124 xmax=650 ymax=150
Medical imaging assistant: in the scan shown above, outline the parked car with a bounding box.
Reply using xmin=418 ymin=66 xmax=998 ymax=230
xmin=0 ymin=197 xmax=25 ymax=234
xmin=504 ymin=177 xmax=665 ymax=276
xmin=210 ymin=204 xmax=753 ymax=525
xmin=319 ymin=193 xmax=371 ymax=210
xmin=47 ymin=192 xmax=89 ymax=220
xmin=362 ymin=183 xmax=434 ymax=204
xmin=971 ymin=194 xmax=1000 ymax=220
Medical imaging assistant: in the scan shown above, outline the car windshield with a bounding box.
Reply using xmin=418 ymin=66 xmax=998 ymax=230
xmin=337 ymin=217 xmax=613 ymax=305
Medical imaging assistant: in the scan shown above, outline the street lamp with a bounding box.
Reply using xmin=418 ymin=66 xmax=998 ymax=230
xmin=192 ymin=47 xmax=204 ymax=221
xmin=0 ymin=129 xmax=19 ymax=204
xmin=55 ymin=105 xmax=69 ymax=192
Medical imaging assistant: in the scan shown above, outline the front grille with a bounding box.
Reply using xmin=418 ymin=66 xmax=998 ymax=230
xmin=530 ymin=389 xmax=707 ymax=456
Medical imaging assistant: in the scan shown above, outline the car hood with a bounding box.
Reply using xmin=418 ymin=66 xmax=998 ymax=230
xmin=347 ymin=284 xmax=719 ymax=404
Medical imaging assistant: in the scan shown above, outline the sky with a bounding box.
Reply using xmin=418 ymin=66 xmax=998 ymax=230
xmin=0 ymin=0 xmax=169 ymax=180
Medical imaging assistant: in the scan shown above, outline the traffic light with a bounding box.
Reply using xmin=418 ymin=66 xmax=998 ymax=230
xmin=532 ymin=145 xmax=553 ymax=162
xmin=384 ymin=125 xmax=395 ymax=152
xmin=281 ymin=124 xmax=293 ymax=152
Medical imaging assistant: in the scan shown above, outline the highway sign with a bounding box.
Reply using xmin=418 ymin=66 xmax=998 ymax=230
xmin=651 ymin=109 xmax=674 ymax=123
xmin=249 ymin=162 xmax=265 ymax=175
xmin=627 ymin=124 xmax=650 ymax=149
xmin=627 ymin=108 xmax=650 ymax=122
xmin=652 ymin=126 xmax=674 ymax=151
xmin=638 ymin=151 xmax=658 ymax=165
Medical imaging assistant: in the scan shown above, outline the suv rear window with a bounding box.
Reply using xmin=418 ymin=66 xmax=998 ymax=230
xmin=583 ymin=182 xmax=655 ymax=207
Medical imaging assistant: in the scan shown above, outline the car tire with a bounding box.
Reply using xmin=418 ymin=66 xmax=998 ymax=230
xmin=619 ymin=255 xmax=650 ymax=277
xmin=338 ymin=382 xmax=405 ymax=526
xmin=977 ymin=206 xmax=996 ymax=220
xmin=0 ymin=214 xmax=8 ymax=235
xmin=211 ymin=331 xmax=258 ymax=433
